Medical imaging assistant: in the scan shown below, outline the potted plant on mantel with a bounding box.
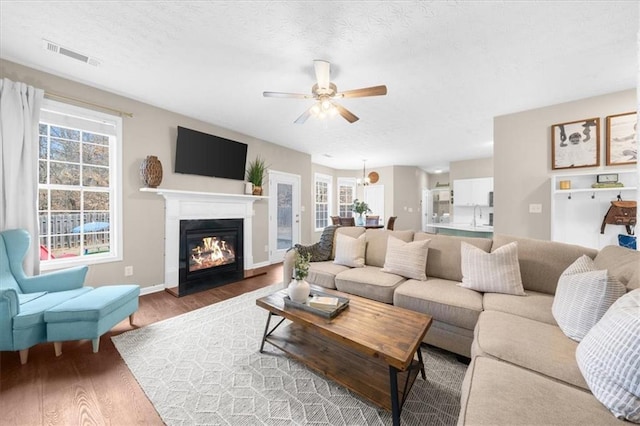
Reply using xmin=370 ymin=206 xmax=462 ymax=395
xmin=246 ymin=156 xmax=268 ymax=196
xmin=352 ymin=199 xmax=371 ymax=226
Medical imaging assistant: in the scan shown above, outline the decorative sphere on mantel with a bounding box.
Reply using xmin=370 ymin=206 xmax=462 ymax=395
xmin=140 ymin=155 xmax=163 ymax=188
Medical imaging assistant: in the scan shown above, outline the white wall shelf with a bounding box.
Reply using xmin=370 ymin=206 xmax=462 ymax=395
xmin=550 ymin=169 xmax=637 ymax=249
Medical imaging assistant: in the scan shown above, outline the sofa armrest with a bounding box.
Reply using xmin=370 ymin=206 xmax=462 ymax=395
xmin=19 ymin=265 xmax=88 ymax=293
xmin=0 ymin=288 xmax=19 ymax=350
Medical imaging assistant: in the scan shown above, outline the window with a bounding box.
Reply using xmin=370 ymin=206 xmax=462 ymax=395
xmin=38 ymin=99 xmax=122 ymax=270
xmin=337 ymin=177 xmax=356 ymax=218
xmin=314 ymin=173 xmax=332 ymax=231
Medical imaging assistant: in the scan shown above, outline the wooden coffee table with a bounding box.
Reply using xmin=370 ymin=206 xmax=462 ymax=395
xmin=256 ymin=286 xmax=432 ymax=426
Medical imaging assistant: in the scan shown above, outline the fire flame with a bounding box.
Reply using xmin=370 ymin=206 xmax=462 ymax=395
xmin=190 ymin=237 xmax=235 ymax=271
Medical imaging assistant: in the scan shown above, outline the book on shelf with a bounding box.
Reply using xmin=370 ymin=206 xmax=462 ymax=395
xmin=308 ymin=295 xmax=340 ymax=311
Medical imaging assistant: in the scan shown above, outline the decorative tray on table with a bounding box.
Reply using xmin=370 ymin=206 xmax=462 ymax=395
xmin=283 ymin=290 xmax=350 ymax=319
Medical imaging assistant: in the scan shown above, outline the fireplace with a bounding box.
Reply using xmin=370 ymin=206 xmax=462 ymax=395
xmin=179 ymin=218 xmax=244 ymax=296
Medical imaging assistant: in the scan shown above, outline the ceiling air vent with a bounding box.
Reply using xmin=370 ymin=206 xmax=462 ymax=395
xmin=42 ymin=39 xmax=100 ymax=67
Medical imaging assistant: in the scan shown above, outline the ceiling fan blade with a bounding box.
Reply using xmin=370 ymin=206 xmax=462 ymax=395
xmin=337 ymin=85 xmax=387 ymax=98
xmin=333 ymin=103 xmax=359 ymax=123
xmin=314 ymin=59 xmax=331 ymax=89
xmin=294 ymin=107 xmax=313 ymax=124
xmin=263 ymin=91 xmax=310 ymax=99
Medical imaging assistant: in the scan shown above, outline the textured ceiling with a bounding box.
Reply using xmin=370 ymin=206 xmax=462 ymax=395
xmin=0 ymin=1 xmax=637 ymax=172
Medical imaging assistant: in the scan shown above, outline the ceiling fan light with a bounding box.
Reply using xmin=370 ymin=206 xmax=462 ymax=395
xmin=310 ymin=104 xmax=320 ymax=115
xmin=321 ymin=99 xmax=332 ymax=111
xmin=328 ymin=106 xmax=339 ymax=116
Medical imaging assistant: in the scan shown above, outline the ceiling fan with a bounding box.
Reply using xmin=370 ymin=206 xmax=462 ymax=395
xmin=263 ymin=60 xmax=387 ymax=124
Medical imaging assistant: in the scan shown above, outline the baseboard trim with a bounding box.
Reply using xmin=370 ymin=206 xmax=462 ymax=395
xmin=140 ymin=284 xmax=167 ymax=296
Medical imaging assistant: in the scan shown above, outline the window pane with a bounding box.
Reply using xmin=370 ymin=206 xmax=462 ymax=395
xmin=39 ymin=136 xmax=48 ymax=159
xmin=50 ymin=138 xmax=80 ymax=162
xmin=50 ymin=126 xmax=80 ymax=140
xmin=83 ymin=143 xmax=109 ymax=166
xmin=83 ymin=166 xmax=109 ymax=187
xmin=315 ymin=204 xmax=328 ymax=229
xmin=84 ymin=192 xmax=110 ymax=210
xmin=39 ymin=189 xmax=49 ymax=211
xmin=50 ymin=162 xmax=80 ymax=185
xmin=50 ymin=190 xmax=81 ymax=211
xmin=39 ymin=123 xmax=47 ymax=135
xmin=276 ymin=183 xmax=293 ymax=250
xmin=82 ymin=132 xmax=110 ymax=145
xmin=39 ymin=161 xmax=47 ymax=184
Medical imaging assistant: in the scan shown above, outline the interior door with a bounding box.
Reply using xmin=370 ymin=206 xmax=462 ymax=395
xmin=269 ymin=170 xmax=301 ymax=264
xmin=364 ymin=185 xmax=385 ymax=224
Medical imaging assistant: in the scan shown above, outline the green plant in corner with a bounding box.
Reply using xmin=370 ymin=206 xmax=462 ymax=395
xmin=246 ymin=156 xmax=268 ymax=195
xmin=293 ymin=250 xmax=311 ymax=281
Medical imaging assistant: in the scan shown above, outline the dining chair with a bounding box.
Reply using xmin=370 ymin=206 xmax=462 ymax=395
xmin=339 ymin=217 xmax=355 ymax=226
xmin=386 ymin=216 xmax=397 ymax=230
xmin=365 ymin=215 xmax=380 ymax=226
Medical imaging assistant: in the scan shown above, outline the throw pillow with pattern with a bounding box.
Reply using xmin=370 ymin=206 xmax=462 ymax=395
xmin=552 ymin=255 xmax=626 ymax=342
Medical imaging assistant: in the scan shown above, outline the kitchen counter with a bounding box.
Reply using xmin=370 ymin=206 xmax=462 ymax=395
xmin=425 ymin=223 xmax=493 ymax=238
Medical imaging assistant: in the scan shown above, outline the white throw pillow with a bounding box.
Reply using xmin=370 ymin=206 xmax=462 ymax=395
xmin=460 ymin=241 xmax=525 ymax=295
xmin=333 ymin=233 xmax=366 ymax=268
xmin=576 ymin=289 xmax=640 ymax=422
xmin=381 ymin=236 xmax=430 ymax=281
xmin=552 ymin=255 xmax=626 ymax=342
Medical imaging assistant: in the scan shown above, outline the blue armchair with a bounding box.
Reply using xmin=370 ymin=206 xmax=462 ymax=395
xmin=0 ymin=229 xmax=91 ymax=364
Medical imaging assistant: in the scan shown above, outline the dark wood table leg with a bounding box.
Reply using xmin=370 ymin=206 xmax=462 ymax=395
xmin=389 ymin=365 xmax=401 ymax=426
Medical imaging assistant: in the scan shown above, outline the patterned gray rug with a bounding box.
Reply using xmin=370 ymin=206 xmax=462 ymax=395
xmin=112 ymin=284 xmax=467 ymax=425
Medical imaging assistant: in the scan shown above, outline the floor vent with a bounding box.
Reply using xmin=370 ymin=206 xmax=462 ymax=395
xmin=42 ymin=39 xmax=100 ymax=67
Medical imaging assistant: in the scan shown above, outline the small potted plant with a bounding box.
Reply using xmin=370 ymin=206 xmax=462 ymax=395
xmin=352 ymin=199 xmax=371 ymax=226
xmin=288 ymin=250 xmax=311 ymax=303
xmin=246 ymin=156 xmax=268 ymax=195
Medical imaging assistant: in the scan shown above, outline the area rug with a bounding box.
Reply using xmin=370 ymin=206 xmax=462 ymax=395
xmin=112 ymin=284 xmax=468 ymax=425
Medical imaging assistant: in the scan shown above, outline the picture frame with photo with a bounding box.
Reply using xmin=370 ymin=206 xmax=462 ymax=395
xmin=606 ymin=112 xmax=637 ymax=166
xmin=551 ymin=118 xmax=600 ymax=170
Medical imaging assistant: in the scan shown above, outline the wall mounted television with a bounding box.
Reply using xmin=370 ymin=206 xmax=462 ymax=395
xmin=175 ymin=126 xmax=248 ymax=181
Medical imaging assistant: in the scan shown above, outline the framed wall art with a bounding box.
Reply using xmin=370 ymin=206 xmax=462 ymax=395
xmin=551 ymin=118 xmax=600 ymax=170
xmin=606 ymin=112 xmax=637 ymax=166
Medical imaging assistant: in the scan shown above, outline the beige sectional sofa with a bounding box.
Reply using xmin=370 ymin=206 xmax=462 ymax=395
xmin=282 ymin=227 xmax=640 ymax=425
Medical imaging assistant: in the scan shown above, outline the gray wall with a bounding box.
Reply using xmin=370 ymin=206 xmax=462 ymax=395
xmin=494 ymin=88 xmax=636 ymax=239
xmin=1 ymin=59 xmax=313 ymax=289
xmin=393 ymin=166 xmax=427 ymax=231
xmin=450 ymin=157 xmax=493 ymax=181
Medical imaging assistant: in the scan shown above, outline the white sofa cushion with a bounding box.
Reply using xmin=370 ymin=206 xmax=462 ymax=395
xmin=381 ymin=236 xmax=429 ymax=281
xmin=552 ymin=255 xmax=626 ymax=341
xmin=576 ymin=289 xmax=640 ymax=422
xmin=460 ymin=241 xmax=525 ymax=295
xmin=333 ymin=233 xmax=365 ymax=268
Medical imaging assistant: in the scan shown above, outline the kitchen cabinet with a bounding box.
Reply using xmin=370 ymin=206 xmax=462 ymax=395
xmin=453 ymin=177 xmax=493 ymax=206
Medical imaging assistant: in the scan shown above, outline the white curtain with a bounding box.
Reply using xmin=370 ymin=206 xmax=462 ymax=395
xmin=0 ymin=78 xmax=45 ymax=274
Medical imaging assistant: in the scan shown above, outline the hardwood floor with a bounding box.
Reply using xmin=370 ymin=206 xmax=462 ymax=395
xmin=0 ymin=264 xmax=283 ymax=425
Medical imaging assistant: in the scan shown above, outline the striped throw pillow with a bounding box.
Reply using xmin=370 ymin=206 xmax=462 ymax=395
xmin=552 ymin=255 xmax=626 ymax=341
xmin=333 ymin=233 xmax=366 ymax=268
xmin=381 ymin=236 xmax=430 ymax=280
xmin=460 ymin=241 xmax=525 ymax=295
xmin=576 ymin=289 xmax=640 ymax=422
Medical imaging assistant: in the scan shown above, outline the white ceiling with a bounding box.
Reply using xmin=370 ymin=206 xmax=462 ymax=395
xmin=1 ymin=1 xmax=637 ymax=172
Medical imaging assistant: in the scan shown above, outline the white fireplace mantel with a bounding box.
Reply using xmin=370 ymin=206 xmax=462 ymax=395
xmin=140 ymin=187 xmax=268 ymax=289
